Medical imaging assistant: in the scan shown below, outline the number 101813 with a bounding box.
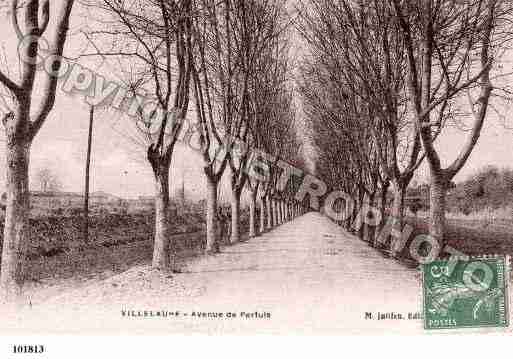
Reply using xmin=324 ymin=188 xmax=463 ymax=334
xmin=13 ymin=345 xmax=44 ymax=354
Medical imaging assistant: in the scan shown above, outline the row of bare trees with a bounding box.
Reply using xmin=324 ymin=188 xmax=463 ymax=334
xmin=298 ymin=0 xmax=513 ymax=254
xmin=90 ymin=0 xmax=306 ymax=266
xmin=0 ymin=0 xmax=307 ymax=302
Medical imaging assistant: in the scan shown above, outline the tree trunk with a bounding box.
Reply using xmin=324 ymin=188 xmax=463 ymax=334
xmin=364 ymin=193 xmax=376 ymax=244
xmin=152 ymin=166 xmax=172 ymax=270
xmin=230 ymin=188 xmax=241 ymax=244
xmin=276 ymin=200 xmax=281 ymax=224
xmin=389 ymin=182 xmax=406 ymax=256
xmin=375 ymin=183 xmax=389 ymax=247
xmin=276 ymin=200 xmax=281 ymax=225
xmin=1 ymin=140 xmax=30 ymax=302
xmin=266 ymin=196 xmax=273 ymax=229
xmin=357 ymin=189 xmax=365 ymax=240
xmin=429 ymin=174 xmax=447 ymax=250
xmin=249 ymin=190 xmax=257 ymax=237
xmin=375 ymin=183 xmax=390 ymax=245
xmin=273 ymin=199 xmax=279 ymax=226
xmin=205 ymin=175 xmax=219 ymax=253
xmin=351 ymin=193 xmax=358 ymax=232
xmin=260 ymin=196 xmax=267 ymax=234
xmin=278 ymin=200 xmax=282 ymax=225
xmin=270 ymin=199 xmax=274 ymax=226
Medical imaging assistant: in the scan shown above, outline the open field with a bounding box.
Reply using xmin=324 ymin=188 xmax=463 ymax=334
xmin=0 ymin=213 xmax=204 ymax=261
xmin=0 ymin=210 xmax=250 ymax=305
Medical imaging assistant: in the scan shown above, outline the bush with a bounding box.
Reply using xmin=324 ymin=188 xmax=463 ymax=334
xmin=448 ymin=166 xmax=513 ymax=216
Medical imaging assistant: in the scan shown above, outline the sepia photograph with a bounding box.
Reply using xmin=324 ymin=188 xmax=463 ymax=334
xmin=0 ymin=0 xmax=513 ymax=351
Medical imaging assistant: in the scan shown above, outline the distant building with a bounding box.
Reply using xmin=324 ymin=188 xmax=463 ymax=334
xmin=126 ymin=196 xmax=155 ymax=213
xmin=0 ymin=191 xmax=192 ymax=216
xmin=0 ymin=191 xmax=128 ymax=215
xmin=31 ymin=191 xmax=83 ymax=209
xmin=28 ymin=191 xmax=124 ymax=208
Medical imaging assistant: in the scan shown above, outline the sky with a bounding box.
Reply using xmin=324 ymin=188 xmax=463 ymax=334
xmin=0 ymin=3 xmax=512 ymax=201
xmin=0 ymin=3 xmax=235 ymax=201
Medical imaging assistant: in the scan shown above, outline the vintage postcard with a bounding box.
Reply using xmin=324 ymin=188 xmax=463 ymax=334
xmin=0 ymin=0 xmax=513 ymax=348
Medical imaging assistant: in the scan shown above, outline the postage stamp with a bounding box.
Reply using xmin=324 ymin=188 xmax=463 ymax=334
xmin=422 ymin=256 xmax=509 ymax=330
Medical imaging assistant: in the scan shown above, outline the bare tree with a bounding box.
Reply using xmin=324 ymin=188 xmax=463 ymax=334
xmin=189 ymin=0 xmax=231 ymax=253
xmin=297 ymin=0 xmax=426 ymax=254
xmin=297 ymin=0 xmax=513 ymax=257
xmin=35 ymin=166 xmax=61 ymax=193
xmin=247 ymin=50 xmax=296 ymax=237
xmin=0 ymin=0 xmax=75 ymax=301
xmin=88 ymin=0 xmax=193 ymax=269
xmin=190 ymin=0 xmax=291 ymax=249
xmin=226 ymin=0 xmax=290 ymax=243
xmin=392 ymin=0 xmax=513 ymax=247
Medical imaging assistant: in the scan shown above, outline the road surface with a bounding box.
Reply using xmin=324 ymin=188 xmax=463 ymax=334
xmin=8 ymin=212 xmax=429 ymax=334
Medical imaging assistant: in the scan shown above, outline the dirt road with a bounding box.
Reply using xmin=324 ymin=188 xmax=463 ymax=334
xmin=6 ymin=212 xmax=430 ymax=334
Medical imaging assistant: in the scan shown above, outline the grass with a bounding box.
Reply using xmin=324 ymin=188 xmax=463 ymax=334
xmin=399 ymin=214 xmax=513 ymax=260
xmin=417 ymin=205 xmax=513 ymax=222
xmin=0 ymin=212 xmax=205 ymax=260
xmin=0 ymin=208 xmax=251 ymax=288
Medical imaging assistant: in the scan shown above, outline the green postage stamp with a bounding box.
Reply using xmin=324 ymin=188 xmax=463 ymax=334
xmin=422 ymin=256 xmax=509 ymax=330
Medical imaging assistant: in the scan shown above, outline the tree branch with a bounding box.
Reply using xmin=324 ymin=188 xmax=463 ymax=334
xmin=29 ymin=0 xmax=76 ymax=141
